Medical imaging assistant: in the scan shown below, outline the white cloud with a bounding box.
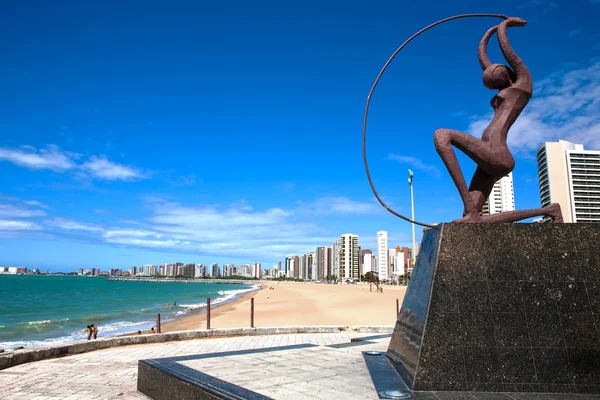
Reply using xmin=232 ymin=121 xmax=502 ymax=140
xmin=23 ymin=200 xmax=50 ymax=209
xmin=468 ymin=61 xmax=600 ymax=155
xmin=0 ymin=220 xmax=42 ymax=231
xmin=81 ymin=156 xmax=145 ymax=181
xmin=0 ymin=145 xmax=147 ymax=182
xmin=2 ymin=195 xmax=384 ymax=261
xmin=99 ymin=198 xmax=337 ymax=259
xmin=0 ymin=204 xmax=46 ymax=218
xmin=297 ymin=196 xmax=380 ymax=215
xmin=388 ymin=154 xmax=441 ymax=177
xmin=0 ymin=145 xmax=76 ymax=171
xmin=45 ymin=217 xmax=104 ymax=232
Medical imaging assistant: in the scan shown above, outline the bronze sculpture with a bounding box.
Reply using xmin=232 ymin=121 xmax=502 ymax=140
xmin=363 ymin=14 xmax=563 ymax=226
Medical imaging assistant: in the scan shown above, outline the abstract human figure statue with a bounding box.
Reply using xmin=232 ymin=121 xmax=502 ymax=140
xmin=433 ymin=16 xmax=563 ymax=223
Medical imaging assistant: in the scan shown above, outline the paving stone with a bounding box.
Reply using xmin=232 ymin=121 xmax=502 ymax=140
xmin=0 ymin=332 xmax=386 ymax=399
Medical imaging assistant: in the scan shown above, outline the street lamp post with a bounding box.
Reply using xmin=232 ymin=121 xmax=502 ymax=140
xmin=408 ymin=170 xmax=417 ymax=268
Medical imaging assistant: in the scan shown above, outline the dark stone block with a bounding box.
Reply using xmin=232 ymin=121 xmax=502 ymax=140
xmin=555 ymin=282 xmax=592 ymax=314
xmin=464 ymin=347 xmax=502 ymax=383
xmin=531 ymin=348 xmax=572 ymax=384
xmin=545 ymin=251 xmax=584 ymax=282
xmin=456 ymin=281 xmax=490 ymax=313
xmin=461 ymin=312 xmax=495 ymax=347
xmin=429 ymin=279 xmax=459 ymax=314
xmin=580 ymin=253 xmax=600 ymax=282
xmin=526 ymin=313 xmax=565 ymax=348
xmin=561 ymin=313 xmax=600 ymax=349
xmin=568 ymin=349 xmax=600 ymax=385
xmin=521 ymin=282 xmax=559 ymax=314
xmin=489 ymin=281 xmax=524 ymax=313
xmin=465 ymin=383 xmax=505 ymax=392
xmin=384 ymin=223 xmax=600 ymax=395
xmin=497 ymin=347 xmax=537 ymax=384
xmin=585 ymin=282 xmax=600 ymax=314
xmin=492 ymin=313 xmax=529 ymax=347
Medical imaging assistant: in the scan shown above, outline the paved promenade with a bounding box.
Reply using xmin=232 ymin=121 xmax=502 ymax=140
xmin=0 ymin=332 xmax=387 ymax=399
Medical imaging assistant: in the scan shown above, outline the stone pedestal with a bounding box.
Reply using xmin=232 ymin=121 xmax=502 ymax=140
xmin=387 ymin=223 xmax=600 ymax=394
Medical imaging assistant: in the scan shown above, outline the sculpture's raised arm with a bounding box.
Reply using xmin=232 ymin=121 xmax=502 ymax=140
xmin=497 ymin=17 xmax=531 ymax=89
xmin=478 ymin=26 xmax=497 ymax=70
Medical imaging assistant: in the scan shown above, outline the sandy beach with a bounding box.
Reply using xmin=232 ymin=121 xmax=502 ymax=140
xmin=161 ymin=282 xmax=406 ymax=332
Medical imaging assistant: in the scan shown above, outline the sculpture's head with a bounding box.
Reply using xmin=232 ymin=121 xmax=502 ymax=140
xmin=483 ymin=64 xmax=513 ymax=90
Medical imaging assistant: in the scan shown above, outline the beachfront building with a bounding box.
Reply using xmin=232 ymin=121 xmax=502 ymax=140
xmin=480 ymin=172 xmax=515 ymax=215
xmin=210 ymin=263 xmax=220 ymax=278
xmin=194 ymin=264 xmax=204 ymax=278
xmin=537 ymin=140 xmax=600 ymax=223
xmin=331 ymin=240 xmax=341 ymax=279
xmin=359 ymin=249 xmax=372 ymax=276
xmin=291 ymin=256 xmax=299 ymax=279
xmin=362 ymin=253 xmax=374 ymax=275
xmin=316 ymin=246 xmax=331 ymax=281
xmin=377 ymin=231 xmax=388 ymax=281
xmin=302 ymin=253 xmax=314 ymax=280
xmin=339 ymin=233 xmax=359 ymax=281
xmin=252 ymin=263 xmax=262 ymax=278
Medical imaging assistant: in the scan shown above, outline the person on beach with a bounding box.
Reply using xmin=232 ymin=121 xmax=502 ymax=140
xmin=91 ymin=324 xmax=98 ymax=339
xmin=85 ymin=325 xmax=92 ymax=340
xmin=166 ymin=302 xmax=170 ymax=307
xmin=137 ymin=330 xmax=142 ymax=335
xmin=173 ymin=301 xmax=176 ymax=307
xmin=150 ymin=327 xmax=156 ymax=334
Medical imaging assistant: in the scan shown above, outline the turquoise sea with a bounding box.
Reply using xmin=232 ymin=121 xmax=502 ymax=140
xmin=0 ymin=275 xmax=257 ymax=349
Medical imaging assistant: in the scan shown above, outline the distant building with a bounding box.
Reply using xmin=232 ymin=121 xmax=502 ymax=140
xmin=316 ymin=246 xmax=331 ymax=281
xmin=210 ymin=264 xmax=220 ymax=278
xmin=537 ymin=140 xmax=600 ymax=223
xmin=292 ymin=256 xmax=299 ymax=279
xmin=331 ymin=240 xmax=341 ymax=279
xmin=339 ymin=233 xmax=359 ymax=280
xmin=253 ymin=263 xmax=262 ymax=278
xmin=377 ymin=231 xmax=388 ymax=281
xmin=480 ymin=172 xmax=515 ymax=215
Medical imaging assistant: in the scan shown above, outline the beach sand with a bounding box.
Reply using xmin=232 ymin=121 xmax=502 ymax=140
xmin=161 ymin=282 xmax=406 ymax=332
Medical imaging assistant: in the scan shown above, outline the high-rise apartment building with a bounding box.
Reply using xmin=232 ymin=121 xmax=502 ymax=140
xmin=291 ymin=256 xmax=299 ymax=279
xmin=362 ymin=253 xmax=374 ymax=275
xmin=316 ymin=247 xmax=331 ymax=281
xmin=480 ymin=172 xmax=515 ymax=215
xmin=339 ymin=233 xmax=359 ymax=280
xmin=252 ymin=263 xmax=262 ymax=278
xmin=377 ymin=231 xmax=388 ymax=281
xmin=537 ymin=140 xmax=600 ymax=223
xmin=359 ymin=249 xmax=372 ymax=276
xmin=331 ymin=240 xmax=341 ymax=279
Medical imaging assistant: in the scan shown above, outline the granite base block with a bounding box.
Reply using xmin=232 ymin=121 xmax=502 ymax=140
xmin=386 ymin=223 xmax=600 ymax=394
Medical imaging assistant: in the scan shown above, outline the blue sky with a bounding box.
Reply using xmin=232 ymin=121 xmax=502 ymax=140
xmin=1 ymin=0 xmax=599 ymax=271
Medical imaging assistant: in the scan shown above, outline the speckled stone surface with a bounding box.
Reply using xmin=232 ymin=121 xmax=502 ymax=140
xmin=387 ymin=223 xmax=600 ymax=394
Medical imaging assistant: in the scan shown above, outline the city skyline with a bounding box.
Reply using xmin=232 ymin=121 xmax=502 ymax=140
xmin=1 ymin=1 xmax=599 ymax=271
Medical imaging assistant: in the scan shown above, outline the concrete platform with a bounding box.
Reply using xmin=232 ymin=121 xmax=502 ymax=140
xmin=0 ymin=331 xmax=382 ymax=400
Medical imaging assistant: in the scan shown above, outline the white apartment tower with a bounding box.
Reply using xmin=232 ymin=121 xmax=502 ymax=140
xmin=481 ymin=172 xmax=515 ymax=215
xmin=331 ymin=240 xmax=341 ymax=279
xmin=339 ymin=233 xmax=359 ymax=280
xmin=537 ymin=140 xmax=600 ymax=223
xmin=377 ymin=231 xmax=388 ymax=281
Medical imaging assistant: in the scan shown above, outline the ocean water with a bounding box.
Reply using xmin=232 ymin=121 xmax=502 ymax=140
xmin=0 ymin=275 xmax=257 ymax=349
